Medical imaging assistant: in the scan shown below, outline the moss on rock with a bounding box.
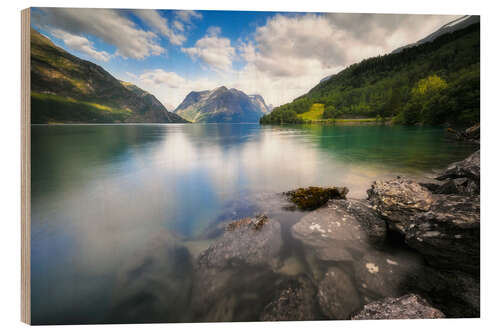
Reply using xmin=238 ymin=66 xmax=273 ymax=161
xmin=285 ymin=186 xmax=348 ymax=210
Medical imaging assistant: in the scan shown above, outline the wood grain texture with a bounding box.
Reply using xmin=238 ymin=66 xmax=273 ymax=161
xmin=21 ymin=7 xmax=31 ymax=325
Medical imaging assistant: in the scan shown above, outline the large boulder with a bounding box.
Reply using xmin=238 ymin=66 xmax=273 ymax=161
xmin=353 ymin=250 xmax=424 ymax=300
xmin=317 ymin=267 xmax=361 ymax=319
xmin=367 ymin=177 xmax=480 ymax=274
xmin=407 ymin=267 xmax=480 ymax=318
xmin=351 ymin=294 xmax=445 ymax=320
xmin=435 ymin=150 xmax=480 ymax=195
xmin=291 ymin=200 xmax=387 ymax=262
xmin=191 ymin=215 xmax=283 ymax=321
xmin=259 ymin=275 xmax=318 ymax=321
xmin=404 ymin=195 xmax=480 ymax=274
xmin=367 ymin=177 xmax=434 ymax=230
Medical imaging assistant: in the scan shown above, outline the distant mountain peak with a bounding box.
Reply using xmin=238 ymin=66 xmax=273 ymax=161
xmin=175 ymin=87 xmax=269 ymax=123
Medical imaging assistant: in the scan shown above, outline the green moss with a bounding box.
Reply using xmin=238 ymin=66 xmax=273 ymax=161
xmin=285 ymin=186 xmax=349 ymax=210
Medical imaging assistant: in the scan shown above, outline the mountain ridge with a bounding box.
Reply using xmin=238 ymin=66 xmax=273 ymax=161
xmin=174 ymin=86 xmax=268 ymax=123
xmin=30 ymin=27 xmax=188 ymax=124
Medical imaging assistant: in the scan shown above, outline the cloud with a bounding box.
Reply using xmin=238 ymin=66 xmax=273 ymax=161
xmin=235 ymin=13 xmax=459 ymax=106
xmin=125 ymin=69 xmax=226 ymax=108
xmin=173 ymin=20 xmax=184 ymax=31
xmin=181 ymin=27 xmax=235 ymax=72
xmin=132 ymin=9 xmax=186 ymax=46
xmin=32 ymin=8 xmax=164 ymax=59
xmin=49 ymin=29 xmax=112 ymax=62
xmin=137 ymin=69 xmax=187 ymax=88
xmin=175 ymin=10 xmax=203 ymax=24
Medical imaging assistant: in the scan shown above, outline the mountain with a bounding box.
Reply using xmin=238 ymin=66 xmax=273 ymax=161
xmin=174 ymin=86 xmax=266 ymax=123
xmin=261 ymin=19 xmax=479 ymax=126
xmin=30 ymin=28 xmax=187 ymax=124
xmin=392 ymin=15 xmax=479 ymax=54
xmin=249 ymin=94 xmax=271 ymax=113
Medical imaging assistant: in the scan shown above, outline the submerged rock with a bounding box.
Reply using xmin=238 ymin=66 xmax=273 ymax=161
xmin=317 ymin=267 xmax=361 ymax=319
xmin=110 ymin=231 xmax=193 ymax=323
xmin=291 ymin=199 xmax=386 ymax=262
xmin=353 ymin=250 xmax=424 ymax=299
xmin=197 ymin=215 xmax=282 ymax=270
xmin=259 ymin=275 xmax=318 ymax=321
xmin=192 ymin=215 xmax=283 ymax=321
xmin=285 ymin=186 xmax=348 ymax=210
xmin=351 ymin=294 xmax=445 ymax=320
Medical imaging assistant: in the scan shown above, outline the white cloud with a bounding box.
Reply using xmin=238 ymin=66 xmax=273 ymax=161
xmin=32 ymin=8 xmax=164 ymax=59
xmin=234 ymin=13 xmax=460 ymax=106
xmin=137 ymin=69 xmax=187 ymax=88
xmin=181 ymin=27 xmax=235 ymax=72
xmin=132 ymin=9 xmax=186 ymax=46
xmin=125 ymin=69 xmax=226 ymax=109
xmin=175 ymin=10 xmax=203 ymax=24
xmin=50 ymin=29 xmax=112 ymax=62
xmin=173 ymin=20 xmax=184 ymax=31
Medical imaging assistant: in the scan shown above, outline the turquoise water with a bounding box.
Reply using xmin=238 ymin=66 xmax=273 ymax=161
xmin=30 ymin=123 xmax=477 ymax=324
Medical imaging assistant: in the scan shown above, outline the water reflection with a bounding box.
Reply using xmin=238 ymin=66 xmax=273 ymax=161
xmin=30 ymin=124 xmax=477 ymax=324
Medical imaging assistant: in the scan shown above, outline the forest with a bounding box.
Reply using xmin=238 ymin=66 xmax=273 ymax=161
xmin=260 ymin=23 xmax=479 ymax=126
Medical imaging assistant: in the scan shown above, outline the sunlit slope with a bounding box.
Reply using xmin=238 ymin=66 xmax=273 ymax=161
xmin=30 ymin=28 xmax=187 ymax=124
xmin=297 ymin=104 xmax=325 ymax=121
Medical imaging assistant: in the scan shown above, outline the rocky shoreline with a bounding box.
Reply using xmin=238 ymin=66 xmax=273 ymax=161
xmin=114 ymin=150 xmax=480 ymax=322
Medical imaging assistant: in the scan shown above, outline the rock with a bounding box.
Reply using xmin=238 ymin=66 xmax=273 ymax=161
xmin=435 ymin=150 xmax=480 ymax=195
xmin=317 ymin=267 xmax=361 ymax=319
xmin=285 ymin=186 xmax=348 ymax=210
xmin=334 ymin=199 xmax=387 ymax=247
xmin=291 ymin=199 xmax=386 ymax=262
xmin=110 ymin=231 xmax=193 ymax=323
xmin=353 ymin=250 xmax=424 ymax=299
xmin=191 ymin=215 xmax=283 ymax=321
xmin=351 ymin=294 xmax=445 ymax=320
xmin=197 ymin=215 xmax=282 ymax=270
xmin=367 ymin=177 xmax=479 ymax=274
xmin=436 ymin=150 xmax=479 ymax=181
xmin=404 ymin=195 xmax=480 ymax=274
xmin=259 ymin=275 xmax=318 ymax=321
xmin=367 ymin=177 xmax=433 ymax=230
xmin=407 ymin=267 xmax=479 ymax=318
xmin=448 ymin=124 xmax=480 ymax=143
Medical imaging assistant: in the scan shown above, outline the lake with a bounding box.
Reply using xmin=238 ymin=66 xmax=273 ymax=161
xmin=30 ymin=123 xmax=477 ymax=324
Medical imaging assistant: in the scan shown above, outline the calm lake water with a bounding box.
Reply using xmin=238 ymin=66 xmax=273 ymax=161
xmin=31 ymin=123 xmax=477 ymax=324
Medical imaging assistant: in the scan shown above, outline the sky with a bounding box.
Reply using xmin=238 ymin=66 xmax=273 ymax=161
xmin=31 ymin=8 xmax=459 ymax=109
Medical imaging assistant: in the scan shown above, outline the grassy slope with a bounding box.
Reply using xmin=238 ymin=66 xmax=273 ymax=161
xmin=298 ymin=103 xmax=325 ymax=121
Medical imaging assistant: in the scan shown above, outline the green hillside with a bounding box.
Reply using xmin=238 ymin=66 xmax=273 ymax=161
xmin=261 ymin=23 xmax=479 ymax=126
xmin=30 ymin=28 xmax=188 ymax=124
